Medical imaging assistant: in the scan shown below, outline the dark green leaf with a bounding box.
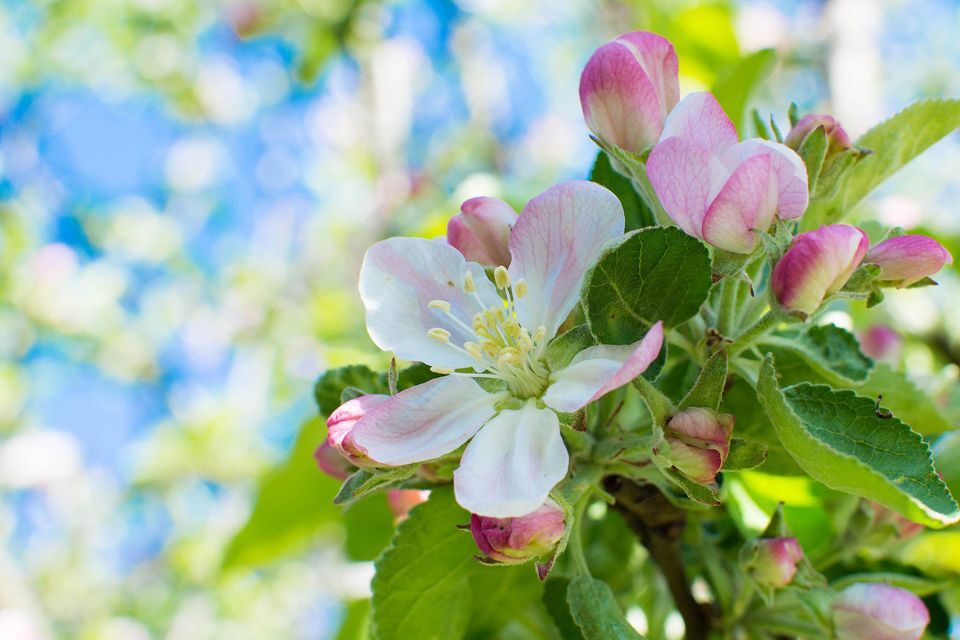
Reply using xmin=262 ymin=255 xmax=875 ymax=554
xmin=590 ymin=151 xmax=655 ymax=231
xmin=762 ymin=325 xmax=874 ymax=384
xmin=756 ymin=356 xmax=959 ymax=528
xmin=582 ymin=227 xmax=712 ymax=344
xmin=566 ymin=575 xmax=643 ymax=640
xmin=543 ymin=578 xmax=586 ymax=640
xmin=315 ymin=365 xmax=383 ymax=414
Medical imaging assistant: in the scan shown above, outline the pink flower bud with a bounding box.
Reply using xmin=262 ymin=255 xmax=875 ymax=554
xmin=314 ymin=441 xmax=354 ymax=480
xmin=663 ymin=407 xmax=735 ymax=484
xmin=747 ymin=537 xmax=804 ymax=588
xmin=865 ymin=235 xmax=953 ymax=287
xmin=771 ymin=224 xmax=870 ymax=316
xmin=326 ymin=394 xmax=389 ymax=467
xmin=446 ymin=197 xmax=517 ymax=267
xmin=832 ymin=583 xmax=929 ymax=640
xmin=470 ymin=499 xmax=565 ymax=565
xmin=784 ymin=114 xmax=852 ymax=153
xmin=387 ymin=489 xmax=429 ymax=521
xmin=859 ymin=325 xmax=902 ymax=364
xmin=579 ymin=31 xmax=680 ymax=153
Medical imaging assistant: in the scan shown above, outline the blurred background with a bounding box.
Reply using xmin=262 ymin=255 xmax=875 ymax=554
xmin=1 ymin=0 xmax=959 ymax=638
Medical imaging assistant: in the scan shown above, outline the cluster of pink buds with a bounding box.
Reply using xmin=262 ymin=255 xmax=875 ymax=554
xmin=662 ymin=407 xmax=735 ymax=484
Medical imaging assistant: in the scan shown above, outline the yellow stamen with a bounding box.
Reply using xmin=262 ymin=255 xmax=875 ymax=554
xmin=494 ymin=265 xmax=510 ymax=290
xmin=428 ymin=299 xmax=451 ymax=313
xmin=427 ymin=328 xmax=451 ymax=343
xmin=514 ymin=279 xmax=528 ymax=299
xmin=463 ymin=271 xmax=476 ymax=293
xmin=464 ymin=342 xmax=484 ymax=360
xmin=430 ymin=366 xmax=455 ymax=374
xmin=533 ymin=326 xmax=547 ymax=343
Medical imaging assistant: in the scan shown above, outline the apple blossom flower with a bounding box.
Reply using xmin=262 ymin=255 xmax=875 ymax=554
xmin=662 ymin=407 xmax=734 ymax=484
xmin=745 ymin=537 xmax=804 ymax=589
xmin=325 ymin=394 xmax=388 ymax=467
xmin=865 ymin=235 xmax=953 ymax=287
xmin=350 ymin=181 xmax=664 ymax=517
xmin=447 ymin=197 xmax=517 ymax=267
xmin=832 ymin=583 xmax=929 ymax=640
xmin=470 ymin=498 xmax=565 ymax=565
xmin=771 ymin=224 xmax=870 ymax=316
xmin=785 ymin=114 xmax=852 ymax=153
xmin=646 ymin=92 xmax=808 ymax=254
xmin=579 ymin=31 xmax=680 ymax=153
xmin=859 ymin=325 xmax=902 ymax=364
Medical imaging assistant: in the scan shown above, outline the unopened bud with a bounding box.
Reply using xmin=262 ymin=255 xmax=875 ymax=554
xmin=324 ymin=394 xmax=389 ymax=468
xmin=865 ymin=235 xmax=953 ymax=288
xmin=447 ymin=197 xmax=517 ymax=267
xmin=470 ymin=499 xmax=565 ymax=565
xmin=745 ymin=537 xmax=804 ymax=589
xmin=785 ymin=114 xmax=852 ymax=154
xmin=663 ymin=407 xmax=734 ymax=484
xmin=832 ymin=583 xmax=929 ymax=640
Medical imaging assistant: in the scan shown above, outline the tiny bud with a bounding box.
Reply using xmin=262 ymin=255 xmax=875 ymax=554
xmin=463 ymin=271 xmax=476 ymax=293
xmin=745 ymin=537 xmax=804 ymax=589
xmin=470 ymin=499 xmax=566 ymax=565
xmin=387 ymin=489 xmax=429 ymax=522
xmin=427 ymin=327 xmax=451 ymax=343
xmin=865 ymin=235 xmax=953 ymax=288
xmin=784 ymin=114 xmax=852 ymax=154
xmin=447 ymin=197 xmax=517 ymax=266
xmin=494 ymin=265 xmax=511 ymax=290
xmin=832 ymin=583 xmax=929 ymax=640
xmin=325 ymin=394 xmax=389 ymax=468
xmin=771 ymin=224 xmax=870 ymax=316
xmin=579 ymin=31 xmax=680 ymax=153
xmin=859 ymin=325 xmax=902 ymax=364
xmin=428 ymin=299 xmax=452 ymax=313
xmin=663 ymin=407 xmax=735 ymax=484
xmin=314 ymin=441 xmax=355 ymax=480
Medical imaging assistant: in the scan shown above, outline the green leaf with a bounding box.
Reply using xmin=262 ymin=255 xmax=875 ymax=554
xmin=797 ymin=125 xmax=828 ymax=192
xmin=546 ymin=324 xmax=596 ymax=371
xmin=543 ymin=578 xmax=586 ymax=640
xmin=371 ymin=488 xmax=542 ymax=640
xmin=335 ymin=599 xmax=371 ymax=640
xmin=711 ymin=49 xmax=777 ymax=129
xmin=723 ymin=439 xmax=769 ymax=471
xmin=830 ymin=573 xmax=955 ymax=597
xmin=762 ymin=325 xmax=874 ymax=384
xmin=344 ymin=495 xmax=395 ymax=561
xmin=756 ymin=356 xmax=959 ymax=528
xmin=934 ymin=432 xmax=960 ymax=499
xmin=804 ymin=99 xmax=960 ymax=226
xmin=590 ymin=151 xmax=655 ymax=231
xmin=334 ymin=465 xmax=419 ymax=506
xmin=566 ymin=575 xmax=643 ymax=640
xmin=315 ymin=364 xmax=383 ymax=414
xmin=582 ymin=227 xmax=712 ymax=344
xmin=221 ymin=418 xmax=339 ymax=570
xmin=852 ymin=364 xmax=955 ymax=436
xmin=678 ymin=349 xmax=728 ymax=411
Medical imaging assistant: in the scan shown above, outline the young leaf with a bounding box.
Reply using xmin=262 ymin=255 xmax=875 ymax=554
xmin=678 ymin=349 xmax=729 ymax=411
xmin=804 ymin=98 xmax=960 ymax=226
xmin=723 ymin=439 xmax=769 ymax=471
xmin=756 ymin=356 xmax=959 ymax=528
xmin=761 ymin=324 xmax=874 ymax=385
xmin=334 ymin=465 xmax=419 ymax=506
xmin=797 ymin=125 xmax=828 ymax=192
xmin=372 ymin=488 xmax=542 ymax=640
xmin=711 ymin=49 xmax=777 ymax=130
xmin=546 ymin=324 xmax=597 ymax=371
xmin=589 ymin=151 xmax=655 ymax=231
xmin=566 ymin=575 xmax=643 ymax=640
xmin=582 ymin=227 xmax=712 ymax=344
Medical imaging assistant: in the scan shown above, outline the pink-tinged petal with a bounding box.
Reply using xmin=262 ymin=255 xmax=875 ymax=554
xmin=785 ymin=114 xmax=852 ymax=152
xmin=859 ymin=325 xmax=902 ymax=364
xmin=748 ymin=537 xmax=804 ymax=588
xmin=832 ymin=583 xmax=929 ymax=640
xmin=447 ymin=196 xmax=518 ymax=266
xmin=350 ymin=376 xmax=500 ymax=466
xmin=647 ymin=136 xmax=724 ymax=237
xmin=359 ymin=237 xmax=502 ymax=368
xmin=455 ymin=401 xmax=569 ymax=518
xmin=543 ymin=321 xmax=663 ymax=413
xmin=579 ymin=41 xmax=665 ymax=152
xmin=866 ymin=235 xmax=953 ymax=286
xmin=508 ymin=181 xmax=624 ymax=340
xmin=722 ymin=139 xmax=809 ymax=220
xmin=771 ymin=224 xmax=869 ymax=316
xmin=666 ymin=438 xmax=723 ymax=484
xmin=615 ymin=32 xmax=679 ymax=119
xmin=314 ymin=441 xmax=354 ymax=480
xmin=659 ymin=92 xmax=738 ymax=150
xmin=701 ymin=153 xmax=777 ymax=254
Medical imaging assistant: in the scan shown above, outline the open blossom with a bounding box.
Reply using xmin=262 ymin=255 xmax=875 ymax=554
xmin=579 ymin=31 xmax=679 ymax=153
xmin=350 ymin=181 xmax=664 ymax=517
xmin=663 ymin=407 xmax=734 ymax=484
xmin=447 ymin=197 xmax=517 ymax=267
xmin=865 ymin=235 xmax=953 ymax=287
xmin=832 ymin=583 xmax=929 ymax=640
xmin=470 ymin=498 xmax=565 ymax=565
xmin=647 ymin=92 xmax=808 ymax=254
xmin=771 ymin=224 xmax=869 ymax=316
xmin=784 ymin=114 xmax=852 ymax=153
xmin=746 ymin=537 xmax=804 ymax=589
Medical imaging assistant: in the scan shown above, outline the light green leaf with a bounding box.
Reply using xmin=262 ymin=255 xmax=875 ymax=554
xmin=830 ymin=573 xmax=954 ymax=597
xmin=756 ymin=356 xmax=959 ymax=528
xmin=852 ymin=364 xmax=955 ymax=435
xmin=761 ymin=324 xmax=874 ymax=384
xmin=343 ymin=496 xmax=395 ymax=562
xmin=797 ymin=125 xmax=828 ymax=192
xmin=371 ymin=488 xmax=542 ymax=640
xmin=590 ymin=151 xmax=655 ymax=231
xmin=678 ymin=349 xmax=728 ymax=411
xmin=804 ymin=99 xmax=960 ymax=226
xmin=711 ymin=49 xmax=777 ymax=129
xmin=336 ymin=599 xmax=371 ymax=640
xmin=582 ymin=227 xmax=712 ymax=344
xmin=334 ymin=465 xmax=419 ymax=506
xmin=546 ymin=324 xmax=596 ymax=371
xmin=723 ymin=439 xmax=769 ymax=471
xmin=566 ymin=575 xmax=644 ymax=640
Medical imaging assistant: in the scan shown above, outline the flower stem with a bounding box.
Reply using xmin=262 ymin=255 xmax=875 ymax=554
xmin=726 ymin=310 xmax=784 ymax=357
xmin=567 ymin=493 xmax=592 ymax=577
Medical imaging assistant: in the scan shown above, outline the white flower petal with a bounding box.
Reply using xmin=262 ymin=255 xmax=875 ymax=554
xmin=508 ymin=181 xmax=624 ymax=341
xmin=350 ymin=376 xmax=500 ymax=466
xmin=454 ymin=401 xmax=569 ymax=518
xmin=359 ymin=237 xmax=502 ymax=368
xmin=543 ymin=321 xmax=664 ymax=413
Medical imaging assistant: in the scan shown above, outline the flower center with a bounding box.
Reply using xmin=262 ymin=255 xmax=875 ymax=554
xmin=426 ymin=266 xmax=550 ymax=399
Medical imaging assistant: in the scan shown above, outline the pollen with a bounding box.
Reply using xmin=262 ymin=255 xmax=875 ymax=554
xmin=463 ymin=271 xmax=476 ymax=293
xmin=494 ymin=265 xmax=510 ymax=290
xmin=428 ymin=299 xmax=451 ymax=313
xmin=427 ymin=327 xmax=451 ymax=342
xmin=514 ymin=278 xmax=528 ymax=299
